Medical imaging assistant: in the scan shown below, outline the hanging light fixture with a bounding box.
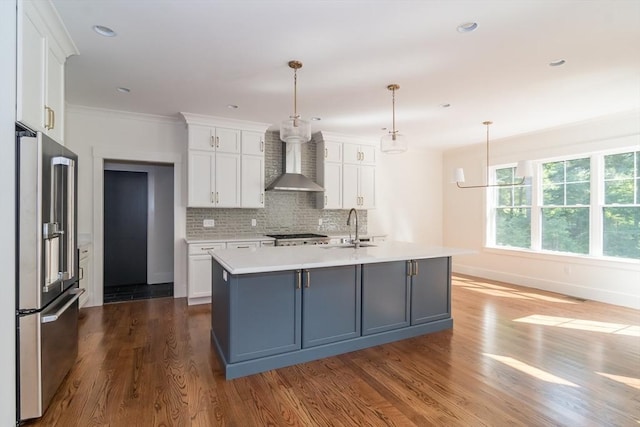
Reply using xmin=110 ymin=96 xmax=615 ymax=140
xmin=454 ymin=121 xmax=532 ymax=189
xmin=381 ymin=84 xmax=408 ymax=153
xmin=280 ymin=60 xmax=311 ymax=144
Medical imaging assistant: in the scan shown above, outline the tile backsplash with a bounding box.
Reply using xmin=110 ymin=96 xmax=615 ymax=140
xmin=186 ymin=131 xmax=367 ymax=239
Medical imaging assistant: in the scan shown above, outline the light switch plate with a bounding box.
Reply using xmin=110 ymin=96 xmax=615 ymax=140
xmin=203 ymin=219 xmax=215 ymax=228
xmin=251 ymin=218 xmax=257 ymax=227
xmin=318 ymin=218 xmax=323 ymax=226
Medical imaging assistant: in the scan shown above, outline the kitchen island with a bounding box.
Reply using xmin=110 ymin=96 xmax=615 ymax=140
xmin=210 ymin=241 xmax=470 ymax=379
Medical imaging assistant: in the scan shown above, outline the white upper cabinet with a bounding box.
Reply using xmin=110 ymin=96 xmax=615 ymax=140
xmin=316 ymin=133 xmax=377 ymax=210
xmin=17 ymin=0 xmax=78 ymax=144
xmin=182 ymin=114 xmax=269 ymax=209
xmin=343 ymin=142 xmax=376 ymax=166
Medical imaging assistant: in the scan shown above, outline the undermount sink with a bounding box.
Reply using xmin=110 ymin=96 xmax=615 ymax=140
xmin=323 ymin=243 xmax=377 ymax=249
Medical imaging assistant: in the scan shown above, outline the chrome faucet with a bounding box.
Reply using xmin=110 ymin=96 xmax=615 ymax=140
xmin=347 ymin=208 xmax=360 ymax=248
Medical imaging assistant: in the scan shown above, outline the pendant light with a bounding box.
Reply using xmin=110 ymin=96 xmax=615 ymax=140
xmin=454 ymin=121 xmax=532 ymax=188
xmin=280 ymin=60 xmax=311 ymax=144
xmin=381 ymin=84 xmax=408 ymax=153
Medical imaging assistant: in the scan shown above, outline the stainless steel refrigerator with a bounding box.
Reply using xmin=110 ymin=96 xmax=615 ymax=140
xmin=16 ymin=128 xmax=83 ymax=421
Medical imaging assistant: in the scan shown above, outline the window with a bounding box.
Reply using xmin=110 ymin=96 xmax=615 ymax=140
xmin=494 ymin=167 xmax=531 ymax=249
xmin=541 ymin=158 xmax=590 ymax=255
xmin=488 ymin=148 xmax=640 ymax=262
xmin=603 ymin=151 xmax=640 ymax=259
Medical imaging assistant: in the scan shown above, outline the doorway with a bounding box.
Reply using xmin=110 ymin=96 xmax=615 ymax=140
xmin=103 ymin=162 xmax=174 ymax=303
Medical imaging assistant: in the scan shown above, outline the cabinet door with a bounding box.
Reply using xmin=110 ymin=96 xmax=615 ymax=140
xmin=322 ymin=162 xmax=342 ymax=209
xmin=188 ymin=125 xmax=214 ymax=150
xmin=359 ymin=144 xmax=377 ymax=165
xmin=411 ymin=257 xmax=451 ymax=325
xmin=188 ymin=151 xmax=215 ymax=207
xmin=323 ymin=141 xmax=342 ymax=163
xmin=343 ymin=164 xmax=359 ymax=208
xmin=230 ymin=270 xmax=301 ymax=362
xmin=78 ymin=252 xmax=90 ymax=308
xmin=188 ymin=255 xmax=214 ymax=300
xmin=241 ymin=155 xmax=264 ymax=208
xmin=359 ymin=164 xmax=376 ymax=209
xmin=17 ymin=6 xmax=46 ymax=133
xmin=302 ymin=265 xmax=361 ymax=348
xmin=342 ymin=143 xmax=360 ymax=164
xmin=215 ymin=127 xmax=241 ymax=153
xmin=362 ymin=262 xmax=410 ymax=335
xmin=46 ymin=48 xmax=65 ymax=142
xmin=242 ymin=131 xmax=264 ymax=156
xmin=215 ymin=152 xmax=240 ymax=207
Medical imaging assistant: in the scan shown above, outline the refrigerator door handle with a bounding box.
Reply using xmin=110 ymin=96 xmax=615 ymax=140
xmin=52 ymin=156 xmax=76 ymax=281
xmin=41 ymin=288 xmax=85 ymax=324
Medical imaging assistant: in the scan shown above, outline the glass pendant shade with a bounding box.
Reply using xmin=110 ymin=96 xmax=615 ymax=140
xmin=515 ymin=160 xmax=533 ymax=178
xmin=453 ymin=168 xmax=465 ymax=183
xmin=381 ymin=132 xmax=408 ymax=154
xmin=280 ymin=115 xmax=311 ymax=144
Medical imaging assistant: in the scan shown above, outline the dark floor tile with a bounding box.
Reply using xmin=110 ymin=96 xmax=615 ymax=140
xmin=104 ymin=282 xmax=173 ymax=303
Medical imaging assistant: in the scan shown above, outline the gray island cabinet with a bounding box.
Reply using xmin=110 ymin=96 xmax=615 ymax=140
xmin=210 ymin=242 xmax=468 ymax=379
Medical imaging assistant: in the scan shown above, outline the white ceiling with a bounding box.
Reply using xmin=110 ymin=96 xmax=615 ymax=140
xmin=52 ymin=0 xmax=640 ymax=149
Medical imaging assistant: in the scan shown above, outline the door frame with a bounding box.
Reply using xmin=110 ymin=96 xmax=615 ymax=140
xmin=92 ymin=147 xmax=185 ymax=306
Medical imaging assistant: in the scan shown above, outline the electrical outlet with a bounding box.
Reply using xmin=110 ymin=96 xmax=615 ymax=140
xmin=318 ymin=218 xmax=323 ymax=226
xmin=203 ymin=219 xmax=215 ymax=228
xmin=251 ymin=218 xmax=257 ymax=227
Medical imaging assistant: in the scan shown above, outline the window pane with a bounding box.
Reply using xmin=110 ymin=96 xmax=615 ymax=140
xmin=605 ymin=179 xmax=634 ymax=205
xmin=513 ymin=185 xmax=531 ymax=205
xmin=496 ymin=168 xmax=513 ymax=185
xmin=543 ymin=161 xmax=564 ymax=184
xmin=566 ymin=158 xmax=590 ymax=182
xmin=605 ymin=152 xmax=634 ymax=180
xmin=566 ymin=182 xmax=590 ymax=205
xmin=541 ymin=207 xmax=589 ymax=254
xmin=603 ymin=207 xmax=640 ymax=259
xmin=495 ymin=208 xmax=531 ymax=248
xmin=637 ymin=178 xmax=640 ymax=204
xmin=543 ymin=183 xmax=563 ymax=205
xmin=497 ymin=187 xmax=512 ymax=206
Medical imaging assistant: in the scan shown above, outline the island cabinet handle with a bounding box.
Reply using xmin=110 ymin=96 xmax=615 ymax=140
xmin=305 ymin=270 xmax=310 ymax=288
xmin=413 ymin=260 xmax=419 ymax=276
xmin=407 ymin=260 xmax=413 ymax=277
xmin=296 ymin=270 xmax=302 ymax=289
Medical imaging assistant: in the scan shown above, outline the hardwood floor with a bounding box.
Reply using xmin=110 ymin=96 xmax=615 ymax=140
xmin=25 ymin=275 xmax=639 ymax=426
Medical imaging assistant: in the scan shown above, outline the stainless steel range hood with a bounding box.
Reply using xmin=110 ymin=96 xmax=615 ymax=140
xmin=266 ymin=142 xmax=324 ymax=192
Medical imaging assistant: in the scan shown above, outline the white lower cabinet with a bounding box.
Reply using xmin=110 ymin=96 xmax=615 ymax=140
xmin=78 ymin=244 xmax=91 ymax=308
xmin=187 ymin=242 xmax=226 ymax=305
xmin=227 ymin=241 xmax=260 ymax=249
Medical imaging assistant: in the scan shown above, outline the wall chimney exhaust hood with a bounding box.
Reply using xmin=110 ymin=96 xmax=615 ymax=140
xmin=266 ymin=142 xmax=324 ymax=192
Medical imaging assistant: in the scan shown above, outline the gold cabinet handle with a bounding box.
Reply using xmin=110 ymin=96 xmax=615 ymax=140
xmin=50 ymin=108 xmax=55 ymax=130
xmin=296 ymin=270 xmax=302 ymax=289
xmin=305 ymin=270 xmax=310 ymax=288
xmin=210 ymin=135 xmax=215 ymax=147
xmin=325 ymin=195 xmax=328 ymax=206
xmin=407 ymin=260 xmax=413 ymax=277
xmin=261 ymin=140 xmax=264 ymax=152
xmin=413 ymin=260 xmax=419 ymax=276
xmin=216 ymin=136 xmax=220 ymax=148
xmin=361 ymin=151 xmax=364 ymax=162
xmin=325 ymin=148 xmax=328 ymax=158
xmin=216 ymin=192 xmax=219 ymax=203
xmin=44 ymin=106 xmax=51 ymax=130
xmin=260 ymin=193 xmax=264 ymax=204
xmin=211 ymin=192 xmax=214 ymax=203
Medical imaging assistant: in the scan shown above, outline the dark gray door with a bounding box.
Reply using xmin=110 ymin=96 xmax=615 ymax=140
xmin=411 ymin=257 xmax=451 ymax=325
xmin=104 ymin=170 xmax=148 ymax=286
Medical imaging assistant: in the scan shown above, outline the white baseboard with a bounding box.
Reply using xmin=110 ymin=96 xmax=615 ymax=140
xmin=453 ymin=264 xmax=640 ymax=310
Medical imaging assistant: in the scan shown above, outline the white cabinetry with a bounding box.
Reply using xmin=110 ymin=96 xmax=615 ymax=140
xmin=241 ymin=131 xmax=265 ymax=208
xmin=188 ymin=242 xmax=226 ymax=305
xmin=316 ymin=139 xmax=342 ymax=209
xmin=78 ymin=243 xmax=91 ymax=308
xmin=182 ymin=114 xmax=270 ymax=209
xmin=316 ymin=133 xmax=377 ymax=210
xmin=17 ymin=0 xmax=78 ymax=143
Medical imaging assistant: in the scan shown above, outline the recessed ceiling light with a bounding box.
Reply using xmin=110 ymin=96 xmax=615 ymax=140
xmin=93 ymin=25 xmax=116 ymax=37
xmin=227 ymin=104 xmax=239 ymax=109
xmin=440 ymin=103 xmax=451 ymax=108
xmin=457 ymin=22 xmax=478 ymax=33
xmin=311 ymin=117 xmax=321 ymax=121
xmin=116 ymin=87 xmax=130 ymax=93
xmin=549 ymin=59 xmax=566 ymax=67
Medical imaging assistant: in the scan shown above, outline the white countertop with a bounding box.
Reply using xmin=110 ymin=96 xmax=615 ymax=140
xmin=209 ymin=241 xmax=473 ymax=275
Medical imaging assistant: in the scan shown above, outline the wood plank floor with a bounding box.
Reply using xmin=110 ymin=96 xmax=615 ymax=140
xmin=25 ymin=275 xmax=640 ymax=426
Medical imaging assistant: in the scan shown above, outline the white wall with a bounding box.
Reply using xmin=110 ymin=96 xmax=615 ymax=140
xmin=369 ymin=147 xmax=443 ymax=245
xmin=1 ymin=0 xmax=17 ymax=422
xmin=443 ymin=110 xmax=640 ymax=309
xmin=65 ymin=106 xmax=186 ymax=306
xmin=104 ymin=162 xmax=174 ymax=284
